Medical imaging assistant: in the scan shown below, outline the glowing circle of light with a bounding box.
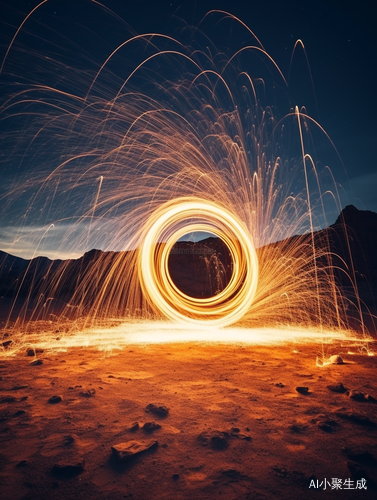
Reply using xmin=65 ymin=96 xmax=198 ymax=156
xmin=138 ymin=197 xmax=259 ymax=327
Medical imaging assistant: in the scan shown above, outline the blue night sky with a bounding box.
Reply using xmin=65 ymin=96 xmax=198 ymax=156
xmin=0 ymin=0 xmax=376 ymax=259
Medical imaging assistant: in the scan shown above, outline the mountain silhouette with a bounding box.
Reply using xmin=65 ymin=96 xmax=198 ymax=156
xmin=0 ymin=205 xmax=376 ymax=332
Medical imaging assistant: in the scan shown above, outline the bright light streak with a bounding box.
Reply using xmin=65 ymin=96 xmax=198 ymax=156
xmin=139 ymin=198 xmax=258 ymax=326
xmin=2 ymin=321 xmax=365 ymax=357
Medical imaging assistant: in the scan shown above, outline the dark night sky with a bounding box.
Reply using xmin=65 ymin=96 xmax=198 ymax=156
xmin=0 ymin=0 xmax=376 ymax=259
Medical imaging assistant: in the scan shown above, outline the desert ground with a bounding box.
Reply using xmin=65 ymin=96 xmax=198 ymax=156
xmin=1 ymin=331 xmax=376 ymax=500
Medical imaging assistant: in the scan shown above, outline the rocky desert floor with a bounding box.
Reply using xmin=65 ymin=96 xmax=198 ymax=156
xmin=1 ymin=332 xmax=377 ymax=499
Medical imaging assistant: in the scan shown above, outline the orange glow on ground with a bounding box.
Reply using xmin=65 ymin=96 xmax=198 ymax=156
xmin=1 ymin=320 xmax=369 ymax=358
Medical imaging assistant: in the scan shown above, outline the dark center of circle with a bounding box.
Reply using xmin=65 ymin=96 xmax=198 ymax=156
xmin=167 ymin=232 xmax=233 ymax=299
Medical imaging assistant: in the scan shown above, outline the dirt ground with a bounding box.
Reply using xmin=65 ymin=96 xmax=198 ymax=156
xmin=1 ymin=337 xmax=376 ymax=500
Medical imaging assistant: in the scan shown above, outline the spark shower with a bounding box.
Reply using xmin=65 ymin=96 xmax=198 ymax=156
xmin=0 ymin=3 xmax=368 ymax=343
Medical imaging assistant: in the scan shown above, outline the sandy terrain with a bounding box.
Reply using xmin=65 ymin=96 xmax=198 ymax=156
xmin=1 ymin=337 xmax=376 ymax=500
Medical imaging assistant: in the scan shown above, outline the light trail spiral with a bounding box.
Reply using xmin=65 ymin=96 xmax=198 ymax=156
xmin=138 ymin=197 xmax=259 ymax=326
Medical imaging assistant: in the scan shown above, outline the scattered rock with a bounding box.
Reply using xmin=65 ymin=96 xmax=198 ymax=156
xmin=130 ymin=422 xmax=139 ymax=432
xmin=0 ymin=396 xmax=16 ymax=404
xmin=317 ymin=422 xmax=333 ymax=432
xmin=11 ymin=385 xmax=28 ymax=390
xmin=366 ymin=394 xmax=377 ymax=402
xmin=311 ymin=414 xmax=338 ymax=432
xmin=30 ymin=359 xmax=43 ymax=366
xmin=52 ymin=460 xmax=85 ymax=477
xmin=16 ymin=460 xmax=28 ymax=467
xmin=234 ymin=432 xmax=252 ymax=441
xmin=347 ymin=390 xmax=366 ymax=402
xmin=63 ymin=435 xmax=76 ymax=446
xmin=143 ymin=421 xmax=161 ymax=433
xmin=172 ymin=474 xmax=179 ymax=481
xmin=26 ymin=348 xmax=44 ymax=356
xmin=220 ymin=469 xmax=251 ymax=482
xmin=271 ymin=466 xmax=288 ymax=477
xmin=275 ymin=382 xmax=285 ymax=388
xmin=335 ymin=411 xmax=376 ymax=427
xmin=145 ymin=403 xmax=169 ymax=417
xmin=48 ymin=395 xmax=62 ymax=404
xmin=197 ymin=431 xmax=229 ymax=450
xmin=1 ymin=340 xmax=12 ymax=349
xmin=296 ymin=386 xmax=309 ymax=395
xmin=111 ymin=440 xmax=158 ymax=462
xmin=342 ymin=447 xmax=375 ymax=464
xmin=79 ymin=389 xmax=96 ymax=398
xmin=329 ymin=355 xmax=344 ymax=364
xmin=12 ymin=410 xmax=26 ymax=418
xmin=327 ymin=383 xmax=347 ymax=393
xmin=230 ymin=427 xmax=251 ymax=440
xmin=346 ymin=390 xmax=377 ymax=403
xmin=289 ymin=424 xmax=307 ymax=433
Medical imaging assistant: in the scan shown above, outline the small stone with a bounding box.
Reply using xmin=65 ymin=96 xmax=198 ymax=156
xmin=327 ymin=383 xmax=347 ymax=393
xmin=271 ymin=466 xmax=288 ymax=477
xmin=52 ymin=460 xmax=85 ymax=477
xmin=342 ymin=447 xmax=375 ymax=464
xmin=221 ymin=469 xmax=249 ymax=481
xmin=329 ymin=355 xmax=344 ymax=364
xmin=335 ymin=411 xmax=375 ymax=427
xmin=16 ymin=460 xmax=28 ymax=467
xmin=130 ymin=422 xmax=139 ymax=432
xmin=143 ymin=421 xmax=161 ymax=433
xmin=289 ymin=424 xmax=307 ymax=433
xmin=197 ymin=431 xmax=229 ymax=450
xmin=30 ymin=359 xmax=43 ymax=366
xmin=63 ymin=435 xmax=76 ymax=446
xmin=13 ymin=410 xmax=26 ymax=418
xmin=365 ymin=394 xmax=377 ymax=403
xmin=236 ymin=433 xmax=252 ymax=441
xmin=111 ymin=440 xmax=158 ymax=462
xmin=317 ymin=422 xmax=333 ymax=432
xmin=275 ymin=383 xmax=285 ymax=388
xmin=311 ymin=414 xmax=338 ymax=431
xmin=26 ymin=348 xmax=44 ymax=356
xmin=48 ymin=395 xmax=62 ymax=404
xmin=79 ymin=389 xmax=95 ymax=398
xmin=1 ymin=340 xmax=12 ymax=349
xmin=172 ymin=474 xmax=179 ymax=481
xmin=296 ymin=386 xmax=309 ymax=395
xmin=347 ymin=390 xmax=367 ymax=402
xmin=231 ymin=427 xmax=240 ymax=433
xmin=0 ymin=396 xmax=16 ymax=404
xmin=145 ymin=403 xmax=169 ymax=417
